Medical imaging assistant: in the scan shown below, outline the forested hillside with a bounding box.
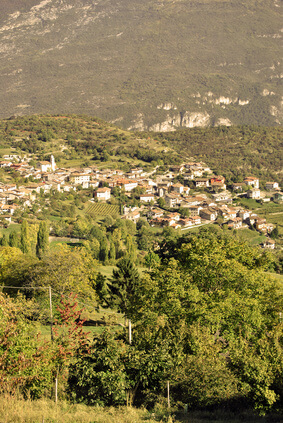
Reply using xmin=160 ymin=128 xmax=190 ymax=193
xmin=0 ymin=114 xmax=178 ymax=170
xmin=1 ymin=116 xmax=282 ymax=183
xmin=149 ymin=125 xmax=283 ymax=185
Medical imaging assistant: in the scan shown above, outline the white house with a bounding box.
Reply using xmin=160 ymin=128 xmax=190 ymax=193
xmin=37 ymin=161 xmax=52 ymax=172
xmin=211 ymin=191 xmax=232 ymax=202
xmin=95 ymin=187 xmax=111 ymax=201
xmin=189 ymin=216 xmax=202 ymax=225
xmin=199 ymin=208 xmax=217 ymax=221
xmin=244 ymin=177 xmax=259 ymax=189
xmin=261 ymin=238 xmax=275 ymax=249
xmin=0 ymin=161 xmax=12 ymax=168
xmin=171 ymin=183 xmax=190 ymax=195
xmin=195 ymin=178 xmax=209 ymax=188
xmin=237 ymin=209 xmax=250 ymax=221
xmin=247 ymin=188 xmax=261 ymax=199
xmin=140 ymin=194 xmax=155 ymax=203
xmin=165 ymin=193 xmax=181 ymax=208
xmin=69 ymin=173 xmax=91 ymax=185
xmin=265 ymin=182 xmax=279 ymax=190
xmin=122 ymin=209 xmax=140 ymax=223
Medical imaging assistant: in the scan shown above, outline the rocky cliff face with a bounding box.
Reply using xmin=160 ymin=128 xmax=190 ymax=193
xmin=128 ymin=89 xmax=282 ymax=131
xmin=0 ymin=0 xmax=282 ymax=130
xmin=132 ymin=111 xmax=211 ymax=132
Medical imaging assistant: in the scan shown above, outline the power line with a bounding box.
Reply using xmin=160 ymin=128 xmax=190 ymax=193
xmin=1 ymin=286 xmax=49 ymax=290
xmin=0 ymin=285 xmax=96 ymax=310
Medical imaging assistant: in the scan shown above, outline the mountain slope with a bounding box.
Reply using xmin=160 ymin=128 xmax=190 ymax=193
xmin=0 ymin=0 xmax=282 ymax=130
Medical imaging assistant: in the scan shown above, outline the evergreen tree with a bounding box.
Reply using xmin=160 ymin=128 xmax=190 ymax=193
xmin=36 ymin=221 xmax=49 ymax=258
xmin=109 ymin=241 xmax=116 ymax=264
xmin=125 ymin=234 xmax=137 ymax=263
xmin=94 ymin=272 xmax=109 ymax=305
xmin=20 ymin=220 xmax=30 ymax=254
xmin=90 ymin=238 xmax=100 ymax=260
xmin=99 ymin=237 xmax=109 ymax=263
xmin=270 ymin=225 xmax=279 ymax=239
xmin=109 ymin=258 xmax=140 ymax=318
xmin=8 ymin=231 xmax=19 ymax=248
xmin=1 ymin=234 xmax=9 ymax=246
xmin=112 ymin=228 xmax=124 ymax=259
xmin=109 ymin=257 xmax=140 ymax=344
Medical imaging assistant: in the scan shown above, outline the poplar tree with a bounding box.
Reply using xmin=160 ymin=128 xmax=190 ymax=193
xmin=36 ymin=221 xmax=49 ymax=258
xmin=1 ymin=234 xmax=9 ymax=246
xmin=99 ymin=237 xmax=109 ymax=263
xmin=9 ymin=231 xmax=18 ymax=248
xmin=109 ymin=241 xmax=116 ymax=264
xmin=20 ymin=220 xmax=30 ymax=254
xmin=125 ymin=234 xmax=137 ymax=263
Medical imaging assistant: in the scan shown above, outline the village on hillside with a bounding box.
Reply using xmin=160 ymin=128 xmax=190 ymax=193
xmin=0 ymin=154 xmax=282 ymax=249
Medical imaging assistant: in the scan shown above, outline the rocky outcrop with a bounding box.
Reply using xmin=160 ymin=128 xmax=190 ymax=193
xmin=180 ymin=112 xmax=210 ymax=128
xmin=216 ymin=118 xmax=232 ymax=126
xmin=157 ymin=103 xmax=177 ymax=111
xmin=129 ymin=111 xmax=211 ymax=132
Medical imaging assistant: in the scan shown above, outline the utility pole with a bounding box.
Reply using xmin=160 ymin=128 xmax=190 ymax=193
xmin=49 ymin=286 xmax=53 ymax=342
xmin=49 ymin=286 xmax=57 ymax=403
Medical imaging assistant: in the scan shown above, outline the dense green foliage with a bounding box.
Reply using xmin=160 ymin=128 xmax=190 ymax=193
xmin=1 ymin=116 xmax=281 ymax=186
xmin=0 ymin=115 xmax=177 ymax=170
xmin=0 ymin=230 xmax=283 ymax=415
xmin=143 ymin=125 xmax=283 ymax=185
xmin=67 ymin=235 xmax=282 ymax=413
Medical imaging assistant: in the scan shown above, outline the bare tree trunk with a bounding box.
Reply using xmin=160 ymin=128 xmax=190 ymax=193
xmin=126 ymin=381 xmax=140 ymax=407
xmin=55 ymin=367 xmax=59 ymax=403
xmin=129 ymin=319 xmax=132 ymax=344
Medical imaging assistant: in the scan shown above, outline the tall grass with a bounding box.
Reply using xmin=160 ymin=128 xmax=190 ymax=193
xmin=0 ymin=395 xmax=282 ymax=423
xmin=0 ymin=396 xmax=162 ymax=423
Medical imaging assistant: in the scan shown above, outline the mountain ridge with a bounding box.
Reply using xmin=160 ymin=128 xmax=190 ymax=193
xmin=0 ymin=0 xmax=282 ymax=130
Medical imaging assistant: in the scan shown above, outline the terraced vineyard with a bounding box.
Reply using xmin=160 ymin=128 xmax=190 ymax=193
xmin=85 ymin=202 xmax=120 ymax=217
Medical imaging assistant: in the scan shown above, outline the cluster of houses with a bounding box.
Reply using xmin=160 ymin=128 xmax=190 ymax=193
xmin=0 ymin=154 xmax=281 ymax=248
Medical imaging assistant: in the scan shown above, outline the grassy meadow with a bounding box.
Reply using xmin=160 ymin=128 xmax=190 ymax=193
xmin=0 ymin=397 xmax=159 ymax=423
xmin=0 ymin=396 xmax=282 ymax=423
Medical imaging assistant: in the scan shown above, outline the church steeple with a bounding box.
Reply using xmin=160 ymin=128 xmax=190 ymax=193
xmin=50 ymin=155 xmax=56 ymax=172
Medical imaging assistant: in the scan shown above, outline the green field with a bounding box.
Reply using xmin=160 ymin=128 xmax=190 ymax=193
xmin=265 ymin=213 xmax=283 ymax=234
xmin=237 ymin=199 xmax=281 ymax=212
xmin=236 ymin=228 xmax=266 ymax=246
xmin=0 ymin=148 xmax=13 ymax=156
xmin=97 ymin=265 xmax=147 ymax=279
xmin=85 ymin=202 xmax=120 ymax=217
xmin=39 ymin=307 xmax=124 ymax=341
xmin=0 ymin=222 xmax=20 ymax=236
